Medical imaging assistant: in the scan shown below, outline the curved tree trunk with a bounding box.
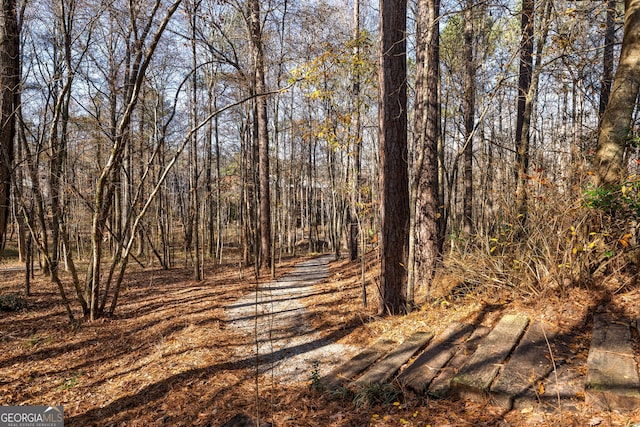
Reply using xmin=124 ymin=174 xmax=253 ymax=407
xmin=595 ymin=0 xmax=640 ymax=187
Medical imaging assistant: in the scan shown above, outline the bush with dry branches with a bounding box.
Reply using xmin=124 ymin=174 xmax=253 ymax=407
xmin=436 ymin=182 xmax=640 ymax=300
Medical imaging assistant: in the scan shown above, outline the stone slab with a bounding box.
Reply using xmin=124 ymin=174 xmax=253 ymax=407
xmin=452 ymin=314 xmax=530 ymax=402
xmin=352 ymin=331 xmax=433 ymax=387
xmin=539 ymin=362 xmax=585 ymax=410
xmin=428 ymin=325 xmax=491 ymax=398
xmin=397 ymin=322 xmax=474 ymax=393
xmin=590 ymin=317 xmax=633 ymax=354
xmin=321 ymin=338 xmax=397 ymax=388
xmin=510 ymin=361 xmax=585 ymax=412
xmin=490 ymin=321 xmax=555 ymax=409
xmin=586 ymin=317 xmax=640 ymax=411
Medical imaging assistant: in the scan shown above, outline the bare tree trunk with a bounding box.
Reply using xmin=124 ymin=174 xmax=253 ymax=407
xmin=14 ymin=115 xmax=25 ymax=263
xmin=410 ymin=0 xmax=440 ymax=301
xmin=462 ymin=0 xmax=475 ymax=237
xmin=240 ymin=112 xmax=251 ymax=265
xmin=599 ymin=0 xmax=617 ymax=120
xmin=0 ymin=0 xmax=19 ymax=253
xmin=190 ymin=1 xmax=201 ymax=280
xmin=248 ymin=0 xmax=271 ymax=270
xmin=205 ymin=74 xmax=215 ymax=259
xmin=379 ymin=0 xmax=409 ymax=315
xmin=515 ymin=0 xmax=534 ymax=224
xmin=349 ymin=0 xmax=362 ymax=262
xmin=214 ymin=106 xmax=223 ymax=263
xmin=595 ymin=0 xmax=640 ymax=186
xmin=89 ymin=0 xmax=182 ymax=320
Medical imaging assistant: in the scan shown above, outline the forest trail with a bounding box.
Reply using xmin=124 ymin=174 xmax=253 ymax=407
xmin=224 ymin=254 xmax=359 ymax=383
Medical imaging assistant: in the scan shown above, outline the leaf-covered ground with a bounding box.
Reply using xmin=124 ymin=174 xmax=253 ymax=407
xmin=1 ymin=254 xmax=640 ymax=426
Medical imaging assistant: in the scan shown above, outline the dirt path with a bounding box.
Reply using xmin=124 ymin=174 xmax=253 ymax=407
xmin=224 ymin=255 xmax=358 ymax=383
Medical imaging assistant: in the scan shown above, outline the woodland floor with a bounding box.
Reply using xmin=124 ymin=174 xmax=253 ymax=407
xmin=1 ymin=251 xmax=640 ymax=426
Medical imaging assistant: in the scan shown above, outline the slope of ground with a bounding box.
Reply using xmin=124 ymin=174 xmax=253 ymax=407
xmin=0 ymin=253 xmax=640 ymax=426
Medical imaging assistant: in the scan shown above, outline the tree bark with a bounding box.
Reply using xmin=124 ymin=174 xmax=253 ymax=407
xmin=349 ymin=0 xmax=362 ymax=262
xmin=595 ymin=0 xmax=640 ymax=187
xmin=249 ymin=0 xmax=271 ymax=269
xmin=599 ymin=0 xmax=617 ymax=119
xmin=0 ymin=0 xmax=19 ymax=252
xmin=462 ymin=0 xmax=475 ymax=237
xmin=515 ymin=0 xmax=534 ymax=224
xmin=190 ymin=2 xmax=201 ymax=280
xmin=409 ymin=0 xmax=440 ymax=301
xmin=379 ymin=0 xmax=409 ymax=315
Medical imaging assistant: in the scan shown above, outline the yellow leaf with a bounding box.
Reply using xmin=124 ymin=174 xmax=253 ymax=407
xmin=538 ymin=382 xmax=545 ymax=395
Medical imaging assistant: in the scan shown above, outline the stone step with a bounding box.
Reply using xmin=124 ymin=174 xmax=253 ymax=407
xmin=490 ymin=321 xmax=555 ymax=409
xmin=323 ymin=311 xmax=640 ymax=414
xmin=428 ymin=325 xmax=491 ymax=398
xmin=351 ymin=331 xmax=433 ymax=387
xmin=451 ymin=314 xmax=530 ymax=402
xmin=321 ymin=337 xmax=397 ymax=388
xmin=585 ymin=316 xmax=640 ymax=411
xmin=397 ymin=322 xmax=474 ymax=393
xmin=537 ymin=361 xmax=585 ymax=411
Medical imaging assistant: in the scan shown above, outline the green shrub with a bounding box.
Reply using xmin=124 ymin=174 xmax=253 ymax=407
xmin=352 ymin=383 xmax=402 ymax=408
